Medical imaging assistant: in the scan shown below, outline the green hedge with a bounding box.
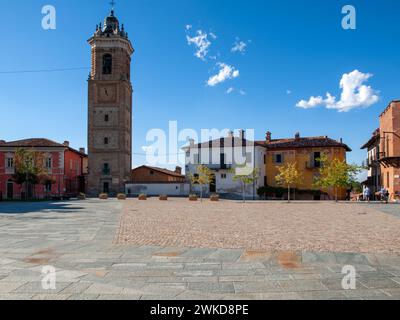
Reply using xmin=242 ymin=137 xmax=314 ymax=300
xmin=257 ymin=186 xmax=326 ymax=198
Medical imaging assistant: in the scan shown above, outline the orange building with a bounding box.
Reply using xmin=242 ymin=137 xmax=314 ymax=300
xmin=379 ymin=100 xmax=400 ymax=201
xmin=258 ymin=132 xmax=351 ymax=200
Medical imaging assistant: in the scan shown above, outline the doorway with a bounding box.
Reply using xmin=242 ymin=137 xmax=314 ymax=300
xmin=103 ymin=182 xmax=110 ymax=194
xmin=209 ymin=174 xmax=216 ymax=193
xmin=6 ymin=180 xmax=14 ymax=199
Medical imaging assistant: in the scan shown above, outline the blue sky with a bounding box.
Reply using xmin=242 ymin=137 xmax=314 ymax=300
xmin=0 ymin=0 xmax=399 ymax=170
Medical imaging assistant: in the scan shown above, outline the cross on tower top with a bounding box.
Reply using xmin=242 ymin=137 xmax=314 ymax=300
xmin=110 ymin=0 xmax=116 ymax=11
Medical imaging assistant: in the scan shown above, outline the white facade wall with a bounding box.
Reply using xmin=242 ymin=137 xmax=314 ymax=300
xmin=184 ymin=141 xmax=266 ymax=199
xmin=125 ymin=183 xmax=190 ymax=196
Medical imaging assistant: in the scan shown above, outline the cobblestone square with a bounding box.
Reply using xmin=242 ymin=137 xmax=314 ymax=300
xmin=0 ymin=199 xmax=400 ymax=300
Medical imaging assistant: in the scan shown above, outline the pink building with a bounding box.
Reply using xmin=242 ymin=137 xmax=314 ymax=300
xmin=0 ymin=138 xmax=87 ymax=200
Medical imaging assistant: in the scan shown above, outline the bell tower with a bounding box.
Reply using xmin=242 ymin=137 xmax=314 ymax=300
xmin=87 ymin=8 xmax=134 ymax=196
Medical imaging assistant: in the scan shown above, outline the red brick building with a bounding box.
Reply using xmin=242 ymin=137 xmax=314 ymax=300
xmin=0 ymin=139 xmax=88 ymax=200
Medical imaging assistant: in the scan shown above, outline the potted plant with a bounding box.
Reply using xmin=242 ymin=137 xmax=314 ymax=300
xmin=78 ymin=193 xmax=86 ymax=200
xmin=138 ymin=194 xmax=147 ymax=200
xmin=159 ymin=195 xmax=168 ymax=201
xmin=189 ymin=194 xmax=198 ymax=201
xmin=117 ymin=193 xmax=127 ymax=200
xmin=210 ymin=194 xmax=219 ymax=202
xmin=99 ymin=193 xmax=108 ymax=200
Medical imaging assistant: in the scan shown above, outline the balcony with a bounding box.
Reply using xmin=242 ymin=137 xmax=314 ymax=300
xmin=204 ymin=164 xmax=232 ymax=170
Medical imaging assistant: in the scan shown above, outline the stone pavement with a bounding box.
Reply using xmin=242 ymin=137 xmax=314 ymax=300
xmin=0 ymin=200 xmax=400 ymax=300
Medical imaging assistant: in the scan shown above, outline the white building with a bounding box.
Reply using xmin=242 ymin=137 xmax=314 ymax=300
xmin=182 ymin=130 xmax=266 ymax=199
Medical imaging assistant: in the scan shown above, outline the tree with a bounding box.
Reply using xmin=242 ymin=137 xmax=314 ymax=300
xmin=275 ymin=162 xmax=303 ymax=202
xmin=314 ymin=154 xmax=361 ymax=202
xmin=12 ymin=148 xmax=46 ymax=200
xmin=188 ymin=165 xmax=215 ymax=201
xmin=232 ymin=166 xmax=259 ymax=203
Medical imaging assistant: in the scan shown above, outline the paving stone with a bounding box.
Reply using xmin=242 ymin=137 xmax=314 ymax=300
xmin=234 ymin=281 xmax=282 ymax=293
xmin=297 ymin=290 xmax=347 ymax=300
xmin=97 ymin=294 xmax=141 ymax=300
xmin=13 ymin=281 xmax=72 ymax=294
xmin=358 ymin=277 xmax=400 ymax=289
xmin=84 ymin=283 xmax=124 ymax=295
xmin=59 ymin=282 xmax=92 ymax=294
xmin=206 ymin=249 xmax=243 ymax=262
xmin=0 ymin=293 xmax=34 ymax=300
xmin=188 ymin=282 xmax=235 ymax=294
xmin=0 ymin=282 xmax=27 ymax=293
xmin=67 ymin=294 xmax=100 ymax=300
xmin=343 ymin=289 xmax=390 ymax=298
xmin=32 ymin=294 xmax=72 ymax=300
xmin=278 ymin=280 xmax=328 ymax=292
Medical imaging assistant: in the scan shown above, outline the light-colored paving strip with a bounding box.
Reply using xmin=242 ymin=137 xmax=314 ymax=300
xmin=0 ymin=199 xmax=400 ymax=300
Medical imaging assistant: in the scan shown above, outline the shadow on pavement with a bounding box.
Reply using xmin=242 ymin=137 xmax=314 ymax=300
xmin=0 ymin=201 xmax=85 ymax=215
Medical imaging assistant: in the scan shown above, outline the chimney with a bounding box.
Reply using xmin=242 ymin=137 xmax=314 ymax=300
xmin=175 ymin=166 xmax=182 ymax=175
xmin=63 ymin=141 xmax=70 ymax=147
xmin=266 ymin=131 xmax=272 ymax=142
xmin=295 ymin=132 xmax=300 ymax=140
xmin=340 ymin=138 xmax=343 ymax=144
xmin=79 ymin=147 xmax=86 ymax=154
xmin=227 ymin=130 xmax=234 ymax=138
xmin=239 ymin=129 xmax=246 ymax=140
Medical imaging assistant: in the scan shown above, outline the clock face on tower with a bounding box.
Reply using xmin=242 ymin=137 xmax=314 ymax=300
xmin=98 ymin=85 xmax=117 ymax=103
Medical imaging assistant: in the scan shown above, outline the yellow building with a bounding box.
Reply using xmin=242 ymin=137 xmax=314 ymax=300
xmin=257 ymin=132 xmax=352 ymax=200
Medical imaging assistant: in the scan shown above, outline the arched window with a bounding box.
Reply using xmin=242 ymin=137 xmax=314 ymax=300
xmin=104 ymin=137 xmax=109 ymax=145
xmin=102 ymin=54 xmax=112 ymax=74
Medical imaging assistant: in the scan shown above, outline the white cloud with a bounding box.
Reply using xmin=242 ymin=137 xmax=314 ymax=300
xmin=227 ymin=87 xmax=234 ymax=94
xmin=186 ymin=30 xmax=211 ymax=61
xmin=231 ymin=39 xmax=248 ymax=54
xmin=286 ymin=90 xmax=292 ymax=95
xmin=209 ymin=32 xmax=217 ymax=40
xmin=207 ymin=63 xmax=240 ymax=87
xmin=239 ymin=89 xmax=246 ymax=95
xmin=185 ymin=24 xmax=192 ymax=30
xmin=296 ymin=70 xmax=379 ymax=112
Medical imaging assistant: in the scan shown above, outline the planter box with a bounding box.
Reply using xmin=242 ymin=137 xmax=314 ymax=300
xmin=138 ymin=194 xmax=147 ymax=201
xmin=159 ymin=195 xmax=168 ymax=201
xmin=99 ymin=193 xmax=108 ymax=200
xmin=77 ymin=194 xmax=86 ymax=200
xmin=189 ymin=195 xmax=198 ymax=201
xmin=210 ymin=194 xmax=219 ymax=202
xmin=117 ymin=194 xmax=127 ymax=200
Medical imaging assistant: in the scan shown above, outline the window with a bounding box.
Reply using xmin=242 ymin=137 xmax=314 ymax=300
xmin=45 ymin=157 xmax=52 ymax=169
xmin=221 ymin=173 xmax=227 ymax=179
xmin=264 ymin=176 xmax=267 ymax=187
xmin=45 ymin=182 xmax=52 ymax=192
xmin=6 ymin=157 xmax=14 ymax=168
xmin=105 ymin=114 xmax=109 ymax=122
xmin=193 ymin=173 xmax=199 ymax=184
xmin=313 ymin=152 xmax=321 ymax=168
xmin=275 ymin=154 xmax=283 ymax=164
xmin=150 ymin=170 xmax=154 ymax=175
xmin=103 ymin=163 xmax=110 ymax=175
xmin=263 ymin=155 xmax=266 ymax=165
xmin=102 ymin=54 xmax=112 ymax=74
xmin=104 ymin=137 xmax=109 ymax=145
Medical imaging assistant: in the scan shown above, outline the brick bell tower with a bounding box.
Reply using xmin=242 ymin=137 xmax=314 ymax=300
xmin=87 ymin=8 xmax=134 ymax=196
